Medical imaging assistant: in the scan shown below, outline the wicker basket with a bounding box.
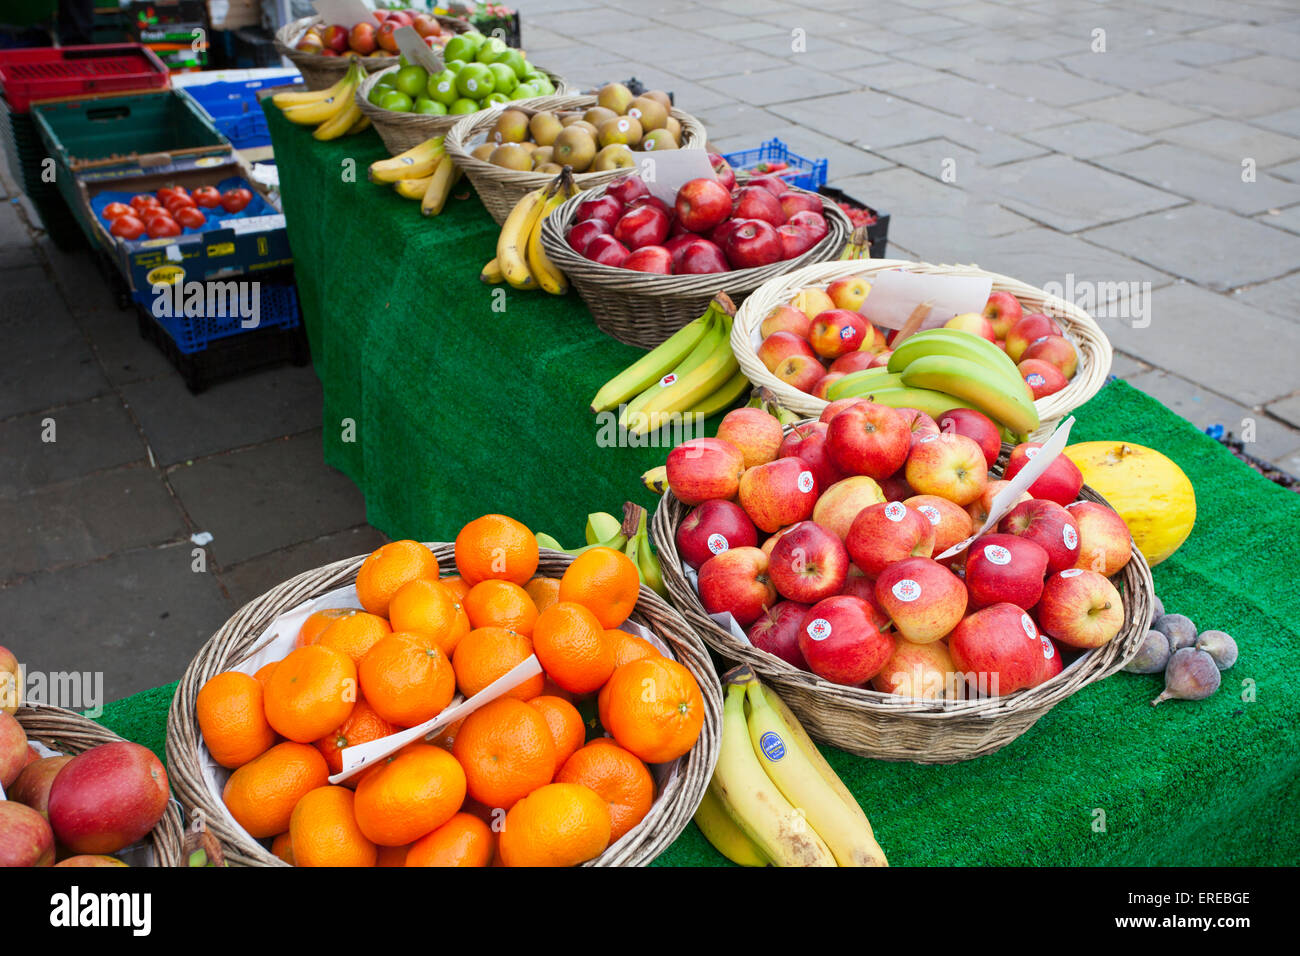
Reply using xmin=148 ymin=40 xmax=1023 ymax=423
xmin=15 ymin=703 xmax=186 ymax=866
xmin=356 ymin=65 xmax=572 ymax=156
xmin=650 ymin=444 xmax=1153 ymax=764
xmin=166 ymin=545 xmax=721 ymax=867
xmin=539 ymin=180 xmax=852 ymax=349
xmin=732 ymin=259 xmax=1113 ymax=441
xmin=445 ymin=96 xmax=708 ymax=225
xmin=273 ymin=15 xmax=471 ymax=91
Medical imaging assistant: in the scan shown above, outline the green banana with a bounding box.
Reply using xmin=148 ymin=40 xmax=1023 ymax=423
xmin=823 ymin=368 xmax=905 ymax=402
xmin=618 ymin=307 xmax=719 ymax=431
xmin=685 ymin=367 xmax=751 ymax=420
xmin=585 ymin=511 xmax=623 ymax=547
xmin=590 ymin=313 xmax=713 ymax=413
xmin=887 ymin=327 xmax=1025 ymax=395
xmin=834 ymin=383 xmax=980 ymax=420
xmin=900 ymin=353 xmax=1040 ymax=438
xmin=693 ymin=783 xmax=771 ymax=867
xmin=631 ymin=297 xmax=740 ymax=435
xmin=622 ymin=503 xmax=666 ymax=598
xmin=534 ymin=531 xmax=566 ymax=552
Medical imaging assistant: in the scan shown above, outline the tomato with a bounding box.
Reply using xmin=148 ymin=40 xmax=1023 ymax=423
xmin=165 ymin=194 xmax=196 ymax=215
xmin=220 ymin=188 xmax=253 ymax=214
xmin=175 ymin=206 xmax=207 ymax=230
xmin=156 ymin=187 xmax=177 ymax=203
xmin=146 ymin=215 xmax=182 ymax=239
xmin=142 ymin=207 xmax=174 ymax=227
xmin=192 ymin=186 xmax=222 ymax=208
xmin=102 ymin=202 xmax=132 ymax=221
xmin=130 ymin=194 xmax=161 ymax=212
xmin=109 ymin=214 xmax=146 ymax=240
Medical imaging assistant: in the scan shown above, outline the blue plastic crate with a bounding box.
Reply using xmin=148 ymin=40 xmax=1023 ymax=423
xmin=134 ymin=280 xmax=301 ymax=354
xmin=720 ymin=138 xmax=828 ymax=191
xmin=180 ymin=76 xmax=302 ymax=150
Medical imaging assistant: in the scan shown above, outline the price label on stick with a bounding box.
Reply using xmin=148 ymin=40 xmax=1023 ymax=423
xmin=634 ymin=149 xmax=717 ymax=206
xmin=312 ymin=0 xmax=376 ymax=27
xmin=394 ymin=24 xmax=441 ymax=72
xmin=860 ymin=269 xmax=992 ymax=331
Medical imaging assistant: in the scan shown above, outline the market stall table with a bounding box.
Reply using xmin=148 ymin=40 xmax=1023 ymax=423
xmin=91 ymin=110 xmax=1300 ymax=866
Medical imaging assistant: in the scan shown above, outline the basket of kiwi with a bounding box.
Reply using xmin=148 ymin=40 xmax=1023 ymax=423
xmin=355 ymin=33 xmax=569 ymax=156
xmin=445 ymin=82 xmax=708 ymax=226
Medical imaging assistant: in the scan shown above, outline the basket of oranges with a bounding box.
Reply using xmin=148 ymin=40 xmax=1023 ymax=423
xmin=166 ymin=515 xmax=721 ymax=867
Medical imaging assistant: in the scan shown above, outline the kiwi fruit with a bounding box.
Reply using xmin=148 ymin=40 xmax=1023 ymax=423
xmin=642 ymin=89 xmax=671 ymax=109
xmin=471 ymin=142 xmax=496 ymax=161
xmin=491 ymin=108 xmax=530 ymax=144
xmin=597 ymin=115 xmax=643 ymax=148
xmin=640 ymin=128 xmax=678 ymax=151
xmin=592 ymin=143 xmax=636 ymax=170
xmin=489 ymin=142 xmax=533 ymax=171
xmin=528 ymin=111 xmax=563 ymax=146
xmin=532 ymin=145 xmax=554 ymax=165
xmin=558 ymin=111 xmax=584 ymax=126
xmin=534 ymin=162 xmax=564 ymax=174
xmin=569 ymin=120 xmax=600 ymax=138
xmin=596 ymin=81 xmax=634 ymax=114
xmin=664 ymin=115 xmax=682 ymax=141
xmin=583 ymin=106 xmax=618 ymax=127
xmin=552 ymin=126 xmax=597 ymax=173
xmin=627 ymin=95 xmax=668 ymax=132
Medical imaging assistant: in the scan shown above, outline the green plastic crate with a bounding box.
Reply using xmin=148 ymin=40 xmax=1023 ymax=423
xmin=0 ymin=97 xmax=85 ymax=249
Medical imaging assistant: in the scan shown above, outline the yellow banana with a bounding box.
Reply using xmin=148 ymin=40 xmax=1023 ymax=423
xmin=526 ymin=184 xmax=570 ymax=294
xmin=281 ymin=88 xmax=354 ymax=126
xmin=621 ymin=504 xmax=666 ymax=598
xmin=312 ymin=96 xmax=363 ymax=141
xmin=369 ymin=136 xmax=445 ymax=184
xmin=480 ymin=257 xmax=504 ymax=284
xmin=345 ymin=115 xmax=371 ymax=135
xmin=640 ymin=465 xmax=668 ymax=495
xmin=591 ymin=313 xmax=713 ymax=413
xmin=272 ymin=65 xmax=358 ymax=109
xmin=586 ymin=512 xmax=623 ymax=546
xmin=497 ymin=187 xmax=547 ymax=291
xmin=694 ymin=784 xmax=770 ymax=867
xmin=421 ymin=156 xmax=457 ymax=216
xmin=899 ymin=353 xmax=1039 ymax=437
xmin=393 ymin=174 xmax=434 ymax=200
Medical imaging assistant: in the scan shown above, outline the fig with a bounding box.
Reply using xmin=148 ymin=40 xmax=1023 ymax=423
xmin=1151 ymin=648 xmax=1220 ymax=705
xmin=1123 ymin=629 xmax=1171 ymax=674
xmin=1195 ymin=630 xmax=1238 ymax=670
xmin=1152 ymin=613 xmax=1196 ymax=651
xmin=1148 ymin=595 xmax=1164 ymax=627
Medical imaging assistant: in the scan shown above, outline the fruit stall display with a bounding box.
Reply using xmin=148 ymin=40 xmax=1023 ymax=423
xmin=166 ymin=521 xmax=720 ymax=867
xmin=732 ymin=260 xmax=1113 ymax=437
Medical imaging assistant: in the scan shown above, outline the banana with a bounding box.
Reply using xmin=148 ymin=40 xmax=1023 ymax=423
xmin=887 ymin=327 xmax=1024 ymax=395
xmin=421 ymin=155 xmax=456 ymax=216
xmin=345 ymin=115 xmax=371 ymax=135
xmin=617 ymin=307 xmax=719 ymax=431
xmin=498 ymin=187 xmax=547 ymax=291
xmin=837 ymin=383 xmax=979 ymax=420
xmin=480 ymin=257 xmax=504 ymax=284
xmin=312 ymin=96 xmax=363 ymax=141
xmin=281 ymin=89 xmax=354 ymax=126
xmin=743 ymin=675 xmax=887 ymax=867
xmin=622 ymin=504 xmax=666 ymax=598
xmin=272 ymin=63 xmax=360 ymax=110
xmin=712 ymin=672 xmax=836 ymax=867
xmin=525 ymin=175 xmax=571 ymax=294
xmin=823 ymin=367 xmax=903 ymax=402
xmin=640 ymin=465 xmax=668 ymax=495
xmin=369 ymin=136 xmax=445 ymax=184
xmin=591 ymin=313 xmax=713 ymax=413
xmin=693 ymin=783 xmax=770 ymax=867
xmin=534 ymin=531 xmax=566 ymax=552
xmin=585 ymin=512 xmax=623 ymax=547
xmin=899 ymin=353 xmax=1039 ymax=438
xmin=631 ymin=296 xmax=740 ymax=434
xmin=838 ymin=224 xmax=872 ymax=261
xmin=393 ymin=175 xmax=434 ymax=200
xmin=685 ymin=367 xmax=751 ymax=419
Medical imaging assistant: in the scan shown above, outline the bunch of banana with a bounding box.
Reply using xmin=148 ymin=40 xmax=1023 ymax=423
xmin=696 ymin=666 xmax=887 ymax=867
xmin=838 ymin=224 xmax=873 ymax=261
xmin=367 ymin=136 xmax=457 ymax=214
xmin=746 ymin=386 xmax=802 ymax=427
xmin=534 ymin=504 xmax=666 ymax=597
xmin=824 ymin=327 xmax=1039 ymax=439
xmin=274 ymin=61 xmax=369 ymax=141
xmin=481 ymin=169 xmax=579 ymax=293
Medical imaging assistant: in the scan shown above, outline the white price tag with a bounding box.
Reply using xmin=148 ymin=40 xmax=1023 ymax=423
xmin=394 ymin=24 xmax=441 ymax=72
xmin=633 ymin=148 xmax=716 ymax=206
xmin=860 ymin=269 xmax=992 ymax=331
xmin=311 ymin=0 xmax=375 ymax=27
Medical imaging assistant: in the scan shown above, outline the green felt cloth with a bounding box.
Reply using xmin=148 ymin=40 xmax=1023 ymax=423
xmin=89 ymin=112 xmax=1299 ymax=866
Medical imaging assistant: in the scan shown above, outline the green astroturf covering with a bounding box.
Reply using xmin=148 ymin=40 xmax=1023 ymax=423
xmin=90 ymin=111 xmax=1298 ymax=866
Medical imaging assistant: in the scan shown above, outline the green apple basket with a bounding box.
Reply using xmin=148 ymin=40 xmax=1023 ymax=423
xmin=731 ymin=260 xmax=1113 ymax=442
xmin=650 ymin=440 xmax=1154 ymax=764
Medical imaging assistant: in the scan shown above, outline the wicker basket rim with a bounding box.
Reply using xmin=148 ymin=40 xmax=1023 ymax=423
xmin=355 ymin=63 xmax=571 ymax=131
xmin=272 ymin=13 xmax=471 ymax=68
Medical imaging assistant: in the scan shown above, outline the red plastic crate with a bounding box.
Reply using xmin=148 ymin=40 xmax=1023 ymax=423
xmin=0 ymin=44 xmax=169 ymax=114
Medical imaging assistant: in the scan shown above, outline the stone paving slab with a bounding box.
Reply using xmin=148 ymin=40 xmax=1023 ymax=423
xmin=1146 ymin=71 xmax=1300 ymax=119
xmin=1256 ymin=206 xmax=1300 ymax=236
xmin=1268 ymin=394 xmax=1300 ymax=431
xmin=1251 ymin=107 xmax=1300 ymax=139
xmin=1231 ymin=272 xmax=1300 ymax=321
xmin=1156 ymin=117 xmax=1300 ymax=169
xmin=1144 ymin=38 xmax=1256 ymax=67
xmin=1211 ymin=54 xmax=1300 ymax=88
xmin=1021 ymin=120 xmax=1154 ymax=160
xmin=1073 ymin=92 xmax=1207 ymax=133
xmin=892 ymin=75 xmax=1079 ymax=131
xmin=1095 ymin=143 xmax=1300 ymax=216
xmin=1052 ymin=51 xmax=1200 ymax=92
xmin=217 ymin=524 xmax=390 ymax=610
xmin=945 ymin=60 xmax=1120 ymax=108
xmin=73 ymin=306 xmax=176 ymax=388
xmin=702 ymin=64 xmax=859 ymax=107
xmin=0 ymin=397 xmax=146 ymax=498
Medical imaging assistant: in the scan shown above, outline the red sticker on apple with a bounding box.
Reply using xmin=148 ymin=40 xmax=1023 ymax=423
xmin=1020 ymin=613 xmax=1037 ymax=641
xmin=806 ymin=618 xmax=832 ymax=641
xmin=706 ymin=533 xmax=729 ymax=555
xmin=884 ymin=502 xmax=906 ymax=522
xmin=1063 ymin=525 xmax=1078 ymax=550
xmin=891 ymin=579 xmax=921 ymax=602
xmin=916 ymin=504 xmax=941 ymax=525
xmin=983 ymin=544 xmax=1012 ymax=565
xmin=1027 ymin=373 xmax=1045 ymax=388
xmin=1059 ymin=568 xmax=1084 ymax=578
xmin=797 ymin=470 xmax=814 ymax=494
xmin=839 ymin=326 xmax=854 ymax=340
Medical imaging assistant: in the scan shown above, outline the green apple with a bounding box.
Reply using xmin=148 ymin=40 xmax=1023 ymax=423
xmin=413 ymin=97 xmax=448 ymax=115
xmin=487 ymin=62 xmax=517 ymax=95
xmin=374 ymin=72 xmax=397 ymax=89
xmin=368 ymin=84 xmax=390 ymax=105
xmin=507 ymin=82 xmax=538 ymax=100
xmin=475 ymin=37 xmax=508 ymax=64
xmin=456 ymin=62 xmax=495 ymax=100
xmin=448 ymin=97 xmax=480 ymax=115
xmin=427 ymin=69 xmax=460 ymax=106
xmin=379 ymin=90 xmax=414 ymax=112
xmin=393 ymin=65 xmax=429 ymax=99
xmin=483 ymin=92 xmax=509 ymax=106
xmin=529 ymin=73 xmax=555 ymax=96
xmin=443 ymin=32 xmax=483 ymax=64
xmin=493 ymin=48 xmax=528 ymax=80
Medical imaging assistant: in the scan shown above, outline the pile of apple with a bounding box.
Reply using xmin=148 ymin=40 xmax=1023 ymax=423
xmin=294 ymin=8 xmax=455 ymax=57
xmin=667 ymin=401 xmax=1133 ymax=699
xmin=565 ymin=160 xmax=831 ymax=275
xmin=759 ymin=286 xmax=1080 ymax=402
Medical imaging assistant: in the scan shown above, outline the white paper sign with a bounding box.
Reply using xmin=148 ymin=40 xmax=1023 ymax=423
xmin=394 ymin=24 xmax=441 ymax=72
xmin=634 ymin=148 xmax=717 ymax=205
xmin=312 ymin=0 xmax=375 ymax=27
xmin=860 ymin=269 xmax=993 ymax=331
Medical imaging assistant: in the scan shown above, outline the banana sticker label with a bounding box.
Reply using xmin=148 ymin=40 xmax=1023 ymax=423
xmin=758 ymin=731 xmax=785 ymax=761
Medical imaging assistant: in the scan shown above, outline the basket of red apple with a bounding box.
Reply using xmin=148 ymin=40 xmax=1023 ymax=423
xmin=649 ymin=401 xmax=1153 ymax=764
xmin=1 ymin=701 xmax=184 ymax=867
xmin=538 ymin=167 xmax=851 ymax=349
xmin=275 ymin=10 xmax=470 ymax=91
xmin=731 ymin=260 xmax=1113 ymax=442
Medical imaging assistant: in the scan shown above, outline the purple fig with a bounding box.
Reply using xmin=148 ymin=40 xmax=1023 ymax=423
xmin=1152 ymin=613 xmax=1196 ymax=651
xmin=1148 ymin=595 xmax=1164 ymax=627
xmin=1124 ymin=629 xmax=1171 ymax=674
xmin=1151 ymin=648 xmax=1220 ymax=705
xmin=1195 ymin=630 xmax=1237 ymax=670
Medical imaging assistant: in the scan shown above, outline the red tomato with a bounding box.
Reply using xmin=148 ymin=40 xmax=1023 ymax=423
xmin=156 ymin=187 xmax=177 ymax=203
xmin=102 ymin=202 xmax=132 ymax=221
xmin=146 ymin=216 xmax=182 ymax=239
xmin=192 ymin=186 xmax=221 ymax=208
xmin=130 ymin=194 xmax=161 ymax=212
xmin=220 ymin=188 xmax=253 ymax=214
xmin=165 ymin=194 xmax=196 ymax=215
xmin=142 ymin=207 xmax=173 ymax=228
xmin=109 ymin=214 xmax=146 ymax=240
xmin=175 ymin=206 xmax=207 ymax=230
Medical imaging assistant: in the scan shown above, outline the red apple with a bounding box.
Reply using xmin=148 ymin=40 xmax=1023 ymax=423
xmin=983 ymin=291 xmax=1023 ymax=340
xmin=698 ymin=547 xmax=778 ymax=628
xmin=1004 ymin=442 xmax=1084 ymax=506
xmin=936 ymin=408 xmax=1002 ymax=468
xmin=768 ymin=520 xmax=850 ymax=603
xmin=348 ymin=21 xmax=376 ymax=54
xmin=943 ymin=312 xmax=997 ymax=342
xmin=948 ymin=603 xmax=1045 ymax=696
xmin=376 ymin=19 xmax=401 ymax=53
xmin=731 ymin=186 xmax=786 ymax=226
xmin=1018 ymin=358 xmax=1069 ymax=399
xmin=606 ymin=175 xmax=649 ymax=206
xmin=904 ymin=433 xmax=989 ymax=506
xmin=868 ymin=349 xmax=893 ymax=368
xmin=875 ymin=557 xmax=968 ymax=644
xmin=897 ymin=407 xmax=940 ymax=446
xmin=963 ymin=533 xmax=1049 ymax=610
xmin=787 ymin=210 xmax=828 ymax=245
xmin=707 ymin=153 xmax=736 ymax=191
xmin=568 ymin=218 xmax=612 ymax=255
xmin=666 ymin=437 xmax=746 ymax=505
xmin=321 ymin=23 xmax=349 ymax=52
xmin=798 ymin=596 xmax=896 ymax=686
xmin=872 ymin=639 xmax=957 ymax=698
xmin=0 ymin=801 xmax=55 ymax=866
xmin=812 ymin=373 xmax=845 ymax=399
xmin=720 ymin=218 xmax=783 ymax=269
xmin=614 ymin=204 xmax=670 ymax=250
xmin=998 ymin=499 xmax=1080 ymax=574
xmin=747 ymin=601 xmax=812 ymax=669
xmin=838 ymin=572 xmax=892 ymax=629
xmin=0 ymin=710 xmax=27 ymax=788
xmin=829 ymin=351 xmax=878 ymax=375
xmin=676 ymin=238 xmax=730 ymax=274
xmin=904 ymin=494 xmax=974 ymax=555
xmin=575 ymin=195 xmax=623 ymax=231
xmin=876 ymin=470 xmax=914 ymax=503
xmin=790 ymin=287 xmax=835 ymax=320
xmin=760 ymin=525 xmax=795 ymax=559
xmin=676 ymin=499 xmax=759 ymax=570
xmin=819 ymin=398 xmax=859 ymax=424
xmin=1005 ymin=313 xmax=1064 ymax=362
xmin=1030 ymin=635 xmax=1063 ymax=687
xmin=627 ymin=197 xmax=673 ymax=221
xmin=826 ymin=401 xmax=910 ymax=479
xmin=845 ymin=501 xmax=935 ymax=577
xmin=675 ymin=177 xmax=733 ymax=232
xmin=9 ymin=755 xmax=73 ymax=817
xmin=584 ymin=234 xmax=631 ymax=267
xmin=1066 ymin=501 xmax=1133 ymax=576
xmin=411 ymin=13 xmax=439 ymax=37
xmin=760 ymin=304 xmax=811 ymax=340
xmin=966 ymin=479 xmax=1032 ymax=527
xmin=738 ymin=456 xmax=820 ymax=533
xmin=1 ymin=645 xmax=22 ymax=715
xmin=772 ymin=353 xmax=826 ymax=393
xmin=717 ymin=407 xmax=784 ymax=468
xmin=778 ymin=421 xmax=845 ymax=492
xmin=748 ymin=174 xmax=789 ymax=196
xmin=757 ymin=330 xmax=816 ymax=371
xmin=808 ymin=476 xmax=882 ymax=543
xmin=777 ymin=223 xmax=817 ymax=260
xmin=386 ymin=11 xmax=411 ymax=26
xmin=1035 ymin=569 xmax=1124 ymax=648
xmin=47 ymin=741 xmax=169 ymax=855
xmin=809 ymin=308 xmax=868 ymax=359
xmin=826 ymin=276 xmax=871 ymax=312
xmin=1021 ymin=334 xmax=1078 ymax=379
xmin=779 ymin=192 xmax=823 ymax=219
xmin=624 ymin=245 xmax=673 ymax=273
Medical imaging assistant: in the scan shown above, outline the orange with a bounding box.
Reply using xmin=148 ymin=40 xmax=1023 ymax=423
xmin=605 ymin=629 xmax=662 ymax=668
xmin=558 ymin=546 xmax=640 ymax=628
xmin=527 ymin=695 xmax=585 ymax=774
xmin=289 ymin=785 xmax=377 ymax=867
xmin=439 ymin=576 xmax=470 ymax=602
xmin=454 ymin=514 xmax=538 ymax=587
xmin=262 ymin=645 xmax=358 ymax=744
xmin=196 ymin=671 xmax=276 ymax=769
xmin=270 ymin=831 xmax=294 ymax=865
xmin=557 ymin=739 xmax=654 ymax=842
xmin=296 ymin=607 xmax=360 ymax=648
xmin=405 ymin=812 xmax=494 ymax=867
xmin=355 ymin=540 xmax=440 ymax=617
xmin=358 ymin=634 xmax=455 ymax=728
xmin=316 ymin=611 xmax=392 ymax=663
xmin=253 ymin=660 xmax=279 ymax=687
xmin=353 ymin=743 xmax=466 ymax=846
xmin=532 ymin=602 xmax=613 ymax=695
xmin=497 ymin=783 xmax=611 ymax=867
xmin=525 ymin=577 xmax=561 ymax=614
xmin=315 ymin=696 xmax=397 ymax=777
xmin=452 ymin=626 xmax=544 ymax=701
xmin=599 ymin=657 xmax=704 ymax=764
xmin=222 ymin=741 xmax=329 ymax=838
xmin=453 ymin=698 xmax=556 ymax=810
xmin=376 ymin=844 xmax=409 ymax=866
xmin=388 ymin=578 xmax=463 ymax=655
xmin=463 ymin=579 xmax=539 ymax=635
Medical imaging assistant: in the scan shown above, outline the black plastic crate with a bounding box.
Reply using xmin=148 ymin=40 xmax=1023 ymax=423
xmin=818 ymin=185 xmax=890 ymax=259
xmin=231 ymin=26 xmax=280 ymax=69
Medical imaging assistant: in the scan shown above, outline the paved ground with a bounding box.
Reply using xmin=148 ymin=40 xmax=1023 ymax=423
xmin=3 ymin=0 xmax=1299 ymax=702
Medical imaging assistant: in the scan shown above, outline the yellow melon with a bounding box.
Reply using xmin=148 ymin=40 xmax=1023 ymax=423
xmin=1063 ymin=441 xmax=1195 ymax=566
